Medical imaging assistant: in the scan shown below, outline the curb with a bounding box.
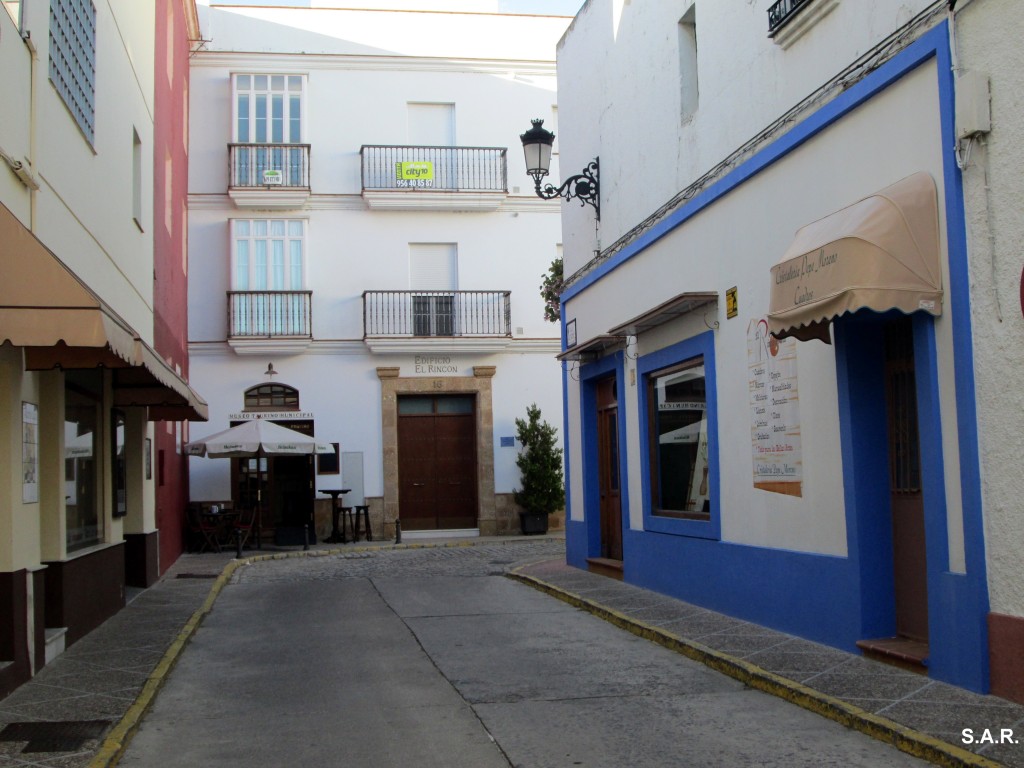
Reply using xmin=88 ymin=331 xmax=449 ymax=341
xmin=506 ymin=568 xmax=1004 ymax=768
xmin=87 ymin=538 xmax=552 ymax=767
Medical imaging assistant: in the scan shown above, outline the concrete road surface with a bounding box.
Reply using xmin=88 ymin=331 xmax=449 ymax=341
xmin=118 ymin=558 xmax=928 ymax=767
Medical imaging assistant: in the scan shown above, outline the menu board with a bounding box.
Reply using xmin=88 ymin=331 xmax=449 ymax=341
xmin=747 ymin=319 xmax=802 ymax=497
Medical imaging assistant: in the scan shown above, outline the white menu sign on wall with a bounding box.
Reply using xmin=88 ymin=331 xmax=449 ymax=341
xmin=747 ymin=318 xmax=803 ymax=497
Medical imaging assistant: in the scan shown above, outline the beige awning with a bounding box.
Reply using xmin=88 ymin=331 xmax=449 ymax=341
xmin=767 ymin=172 xmax=942 ymax=343
xmin=1 ymin=202 xmax=208 ymax=421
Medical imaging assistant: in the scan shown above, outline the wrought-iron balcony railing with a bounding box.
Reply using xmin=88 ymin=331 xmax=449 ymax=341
xmin=767 ymin=0 xmax=813 ymax=34
xmin=363 ymin=291 xmax=511 ymax=337
xmin=229 ymin=143 xmax=310 ymax=188
xmin=228 ymin=291 xmax=312 ymax=338
xmin=360 ymin=146 xmax=507 ymax=192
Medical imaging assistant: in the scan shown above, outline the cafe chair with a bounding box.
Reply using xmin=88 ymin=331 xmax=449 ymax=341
xmin=233 ymin=506 xmax=256 ymax=550
xmin=187 ymin=505 xmax=222 ymax=553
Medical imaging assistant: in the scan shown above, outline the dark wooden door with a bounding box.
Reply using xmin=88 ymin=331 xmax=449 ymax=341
xmin=884 ymin=317 xmax=928 ymax=643
xmin=398 ymin=395 xmax=477 ymax=530
xmin=597 ymin=377 xmax=622 ymax=560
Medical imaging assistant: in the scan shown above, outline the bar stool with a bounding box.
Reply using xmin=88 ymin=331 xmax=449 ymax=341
xmin=351 ymin=505 xmax=372 ymax=542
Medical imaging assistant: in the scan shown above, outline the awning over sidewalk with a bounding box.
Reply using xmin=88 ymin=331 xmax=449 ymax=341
xmin=0 ymin=202 xmax=208 ymax=421
xmin=767 ymin=172 xmax=942 ymax=343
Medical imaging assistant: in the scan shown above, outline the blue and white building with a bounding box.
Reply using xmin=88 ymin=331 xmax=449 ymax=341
xmin=554 ymin=0 xmax=1022 ymax=699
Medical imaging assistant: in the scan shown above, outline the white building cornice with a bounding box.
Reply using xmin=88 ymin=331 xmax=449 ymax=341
xmin=190 ymin=52 xmax=557 ymax=78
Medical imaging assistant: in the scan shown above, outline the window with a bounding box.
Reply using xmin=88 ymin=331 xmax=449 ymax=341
xmin=410 ymin=243 xmax=457 ymax=337
xmin=112 ymin=410 xmax=126 ymax=518
xmin=231 ymin=218 xmax=308 ymax=336
xmin=65 ymin=371 xmax=102 ymax=551
xmin=233 ymin=74 xmax=305 ymax=186
xmin=132 ymin=128 xmax=143 ymax=228
xmin=638 ymin=331 xmax=718 ymax=538
xmin=244 ymin=384 xmax=299 ymax=411
xmin=49 ymin=0 xmax=96 ymax=143
xmin=646 ymin=357 xmax=709 ymax=519
xmin=678 ymin=5 xmax=698 ymax=121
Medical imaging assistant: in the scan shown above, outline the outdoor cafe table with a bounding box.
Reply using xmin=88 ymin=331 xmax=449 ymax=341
xmin=320 ymin=489 xmax=351 ymax=543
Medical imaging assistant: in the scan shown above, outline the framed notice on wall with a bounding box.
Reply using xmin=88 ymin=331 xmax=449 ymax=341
xmin=22 ymin=402 xmax=39 ymax=503
xmin=747 ymin=319 xmax=802 ymax=497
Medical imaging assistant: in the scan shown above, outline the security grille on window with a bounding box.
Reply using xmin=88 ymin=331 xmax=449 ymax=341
xmin=49 ymin=0 xmax=96 ymax=143
xmin=244 ymin=384 xmax=299 ymax=411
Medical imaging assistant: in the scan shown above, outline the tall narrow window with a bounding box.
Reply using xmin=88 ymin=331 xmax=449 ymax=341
xmin=132 ymin=128 xmax=143 ymax=228
xmin=410 ymin=243 xmax=457 ymax=337
xmin=678 ymin=5 xmax=698 ymax=122
xmin=230 ymin=219 xmax=308 ymax=336
xmin=65 ymin=371 xmax=103 ymax=551
xmin=49 ymin=0 xmax=97 ymax=143
xmin=233 ymin=74 xmax=306 ymax=185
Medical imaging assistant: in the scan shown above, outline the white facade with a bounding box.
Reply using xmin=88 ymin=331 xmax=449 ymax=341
xmin=0 ymin=0 xmax=204 ymax=695
xmin=188 ymin=4 xmax=569 ymax=538
xmin=556 ymin=0 xmax=1020 ymax=699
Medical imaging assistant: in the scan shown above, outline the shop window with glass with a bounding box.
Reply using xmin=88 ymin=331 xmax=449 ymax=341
xmin=65 ymin=373 xmax=103 ymax=551
xmin=230 ymin=219 xmax=309 ymax=337
xmin=638 ymin=332 xmax=719 ymax=538
xmin=112 ymin=410 xmax=126 ymax=518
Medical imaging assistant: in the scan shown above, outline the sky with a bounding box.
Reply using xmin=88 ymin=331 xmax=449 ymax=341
xmin=209 ymin=0 xmax=585 ymax=15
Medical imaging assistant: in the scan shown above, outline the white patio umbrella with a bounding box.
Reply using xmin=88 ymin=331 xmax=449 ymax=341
xmin=185 ymin=420 xmax=335 ymax=547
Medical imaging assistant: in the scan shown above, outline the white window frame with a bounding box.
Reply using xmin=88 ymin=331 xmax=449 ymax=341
xmin=230 ymin=218 xmax=307 ymax=292
xmin=232 ymin=73 xmax=307 ymax=144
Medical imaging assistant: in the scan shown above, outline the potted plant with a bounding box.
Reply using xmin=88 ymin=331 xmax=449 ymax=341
xmin=514 ymin=404 xmax=564 ymax=535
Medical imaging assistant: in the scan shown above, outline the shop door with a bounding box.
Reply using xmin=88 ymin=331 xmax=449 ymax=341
xmin=597 ymin=377 xmax=622 ymax=560
xmin=398 ymin=395 xmax=477 ymax=530
xmin=884 ymin=317 xmax=929 ymax=644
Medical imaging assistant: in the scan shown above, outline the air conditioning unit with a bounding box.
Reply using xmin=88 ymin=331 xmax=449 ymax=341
xmin=263 ymin=169 xmax=284 ymax=185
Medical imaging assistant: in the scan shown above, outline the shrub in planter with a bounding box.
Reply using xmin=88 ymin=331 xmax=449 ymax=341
xmin=514 ymin=404 xmax=564 ymax=535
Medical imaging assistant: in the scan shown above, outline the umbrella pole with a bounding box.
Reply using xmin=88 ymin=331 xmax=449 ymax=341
xmin=256 ymin=451 xmax=263 ymax=549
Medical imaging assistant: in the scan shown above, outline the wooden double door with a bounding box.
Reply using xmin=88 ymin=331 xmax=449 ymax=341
xmin=397 ymin=395 xmax=477 ymax=530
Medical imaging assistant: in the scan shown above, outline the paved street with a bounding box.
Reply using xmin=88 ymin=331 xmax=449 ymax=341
xmin=116 ymin=543 xmax=928 ymax=768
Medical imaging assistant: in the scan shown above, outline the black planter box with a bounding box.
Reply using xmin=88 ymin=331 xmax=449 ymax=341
xmin=519 ymin=512 xmax=549 ymax=535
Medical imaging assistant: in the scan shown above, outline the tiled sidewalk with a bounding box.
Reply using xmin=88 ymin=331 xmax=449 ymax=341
xmin=510 ymin=559 xmax=1024 ymax=768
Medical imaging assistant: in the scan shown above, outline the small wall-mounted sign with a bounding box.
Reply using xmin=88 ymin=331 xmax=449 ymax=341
xmin=566 ymin=318 xmax=577 ymax=348
xmin=263 ymin=169 xmax=284 ymax=185
xmin=726 ymin=286 xmax=738 ymax=319
xmin=500 ymin=436 xmax=515 ymax=448
xmin=395 ymin=161 xmax=434 ymax=188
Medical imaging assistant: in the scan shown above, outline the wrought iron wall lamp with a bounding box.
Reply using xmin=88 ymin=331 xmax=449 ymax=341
xmin=520 ymin=119 xmax=600 ymax=220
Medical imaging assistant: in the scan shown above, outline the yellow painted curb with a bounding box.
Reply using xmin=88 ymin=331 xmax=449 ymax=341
xmin=87 ymin=538 xmax=517 ymax=767
xmin=506 ymin=568 xmax=1005 ymax=768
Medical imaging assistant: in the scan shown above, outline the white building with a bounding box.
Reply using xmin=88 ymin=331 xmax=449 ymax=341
xmin=0 ymin=0 xmax=205 ymax=697
xmin=555 ymin=0 xmax=1021 ymax=699
xmin=187 ymin=2 xmax=570 ymax=542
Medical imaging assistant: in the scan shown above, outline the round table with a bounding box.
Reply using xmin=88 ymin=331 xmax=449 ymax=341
xmin=320 ymin=489 xmax=351 ymax=543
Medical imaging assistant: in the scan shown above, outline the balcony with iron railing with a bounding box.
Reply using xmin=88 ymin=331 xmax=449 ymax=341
xmin=227 ymin=290 xmax=313 ymax=355
xmin=363 ymin=290 xmax=513 ymax=353
xmin=360 ymin=145 xmax=508 ymax=211
xmin=767 ymin=0 xmax=838 ymax=44
xmin=228 ymin=143 xmax=311 ymax=208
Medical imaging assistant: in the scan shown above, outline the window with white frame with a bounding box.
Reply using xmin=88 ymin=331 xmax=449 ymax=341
xmin=49 ymin=0 xmax=96 ymax=143
xmin=230 ymin=219 xmax=308 ymax=336
xmin=232 ymin=74 xmax=307 ymax=186
xmin=234 ymin=74 xmax=304 ymax=143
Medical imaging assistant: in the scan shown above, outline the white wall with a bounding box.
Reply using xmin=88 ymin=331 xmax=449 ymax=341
xmin=557 ymin=0 xmax=940 ymax=274
xmin=955 ymin=0 xmax=1024 ymax=616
